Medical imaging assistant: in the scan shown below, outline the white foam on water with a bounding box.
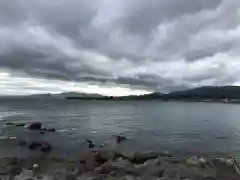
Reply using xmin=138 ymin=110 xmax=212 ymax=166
xmin=9 ymin=136 xmax=17 ymax=140
xmin=57 ymin=129 xmax=68 ymax=132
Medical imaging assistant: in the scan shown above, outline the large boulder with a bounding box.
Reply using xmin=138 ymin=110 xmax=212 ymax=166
xmin=28 ymin=122 xmax=42 ymax=130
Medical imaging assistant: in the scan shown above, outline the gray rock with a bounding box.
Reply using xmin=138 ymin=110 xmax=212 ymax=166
xmin=14 ymin=170 xmax=33 ymax=180
xmin=66 ymin=173 xmax=77 ymax=180
xmin=77 ymin=174 xmax=103 ymax=180
xmin=95 ymin=159 xmax=132 ymax=175
xmin=85 ymin=153 xmax=98 ymax=170
xmin=133 ymin=164 xmax=164 ymax=177
xmin=120 ymin=175 xmax=135 ymax=180
xmin=152 ymin=158 xmax=161 ymax=166
xmin=132 ymin=151 xmax=171 ymax=164
xmin=95 ymin=150 xmax=124 ymax=163
xmin=162 ymin=168 xmax=181 ymax=179
xmin=40 ymin=176 xmax=53 ymax=180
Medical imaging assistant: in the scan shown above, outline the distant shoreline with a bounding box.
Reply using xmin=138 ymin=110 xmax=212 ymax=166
xmin=66 ymin=97 xmax=240 ymax=104
xmin=2 ymin=85 xmax=240 ymax=104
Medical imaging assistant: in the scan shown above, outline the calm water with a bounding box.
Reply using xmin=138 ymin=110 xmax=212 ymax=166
xmin=1 ymin=97 xmax=240 ymax=159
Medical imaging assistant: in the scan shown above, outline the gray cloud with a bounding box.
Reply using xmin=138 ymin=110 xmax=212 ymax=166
xmin=119 ymin=0 xmax=222 ymax=35
xmin=0 ymin=0 xmax=240 ymax=94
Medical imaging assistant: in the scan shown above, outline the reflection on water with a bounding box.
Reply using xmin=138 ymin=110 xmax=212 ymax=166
xmin=0 ymin=98 xmax=240 ymax=159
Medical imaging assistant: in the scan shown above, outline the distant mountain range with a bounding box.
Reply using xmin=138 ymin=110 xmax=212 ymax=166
xmin=62 ymin=86 xmax=240 ymax=102
xmin=6 ymin=86 xmax=239 ymax=103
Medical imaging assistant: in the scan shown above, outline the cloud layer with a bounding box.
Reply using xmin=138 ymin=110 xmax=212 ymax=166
xmin=0 ymin=0 xmax=240 ymax=95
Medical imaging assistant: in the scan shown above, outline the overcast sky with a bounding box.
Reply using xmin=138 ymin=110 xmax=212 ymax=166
xmin=0 ymin=0 xmax=240 ymax=96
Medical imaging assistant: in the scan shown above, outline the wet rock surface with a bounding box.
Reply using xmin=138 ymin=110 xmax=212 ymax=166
xmin=0 ymin=150 xmax=239 ymax=180
xmin=28 ymin=122 xmax=42 ymax=130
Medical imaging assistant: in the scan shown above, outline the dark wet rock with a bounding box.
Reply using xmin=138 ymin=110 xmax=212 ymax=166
xmin=46 ymin=128 xmax=56 ymax=132
xmin=40 ymin=143 xmax=52 ymax=153
xmin=41 ymin=128 xmax=57 ymax=132
xmin=86 ymin=140 xmax=93 ymax=144
xmin=86 ymin=140 xmax=96 ymax=149
xmin=114 ymin=135 xmax=127 ymax=144
xmin=5 ymin=122 xmax=14 ymax=125
xmin=28 ymin=122 xmax=42 ymax=130
xmin=40 ymin=143 xmax=52 ymax=152
xmin=18 ymin=141 xmax=27 ymax=146
xmin=89 ymin=143 xmax=96 ymax=149
xmin=15 ymin=123 xmax=26 ymax=127
xmin=28 ymin=142 xmax=42 ymax=150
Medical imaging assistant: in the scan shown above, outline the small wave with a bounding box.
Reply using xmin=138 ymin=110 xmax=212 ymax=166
xmin=0 ymin=136 xmax=7 ymax=140
xmin=57 ymin=129 xmax=69 ymax=132
xmin=0 ymin=136 xmax=17 ymax=140
xmin=9 ymin=136 xmax=17 ymax=140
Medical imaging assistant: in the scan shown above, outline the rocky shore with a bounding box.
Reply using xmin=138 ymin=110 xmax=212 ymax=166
xmin=1 ymin=122 xmax=240 ymax=179
xmin=0 ymin=149 xmax=240 ymax=180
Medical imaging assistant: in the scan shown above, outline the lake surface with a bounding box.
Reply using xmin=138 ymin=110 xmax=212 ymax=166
xmin=1 ymin=98 xmax=240 ymax=159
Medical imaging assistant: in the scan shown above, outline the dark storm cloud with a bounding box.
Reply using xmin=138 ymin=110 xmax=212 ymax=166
xmin=0 ymin=46 xmax=110 ymax=82
xmin=185 ymin=40 xmax=235 ymax=61
xmin=0 ymin=0 xmax=240 ymax=93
